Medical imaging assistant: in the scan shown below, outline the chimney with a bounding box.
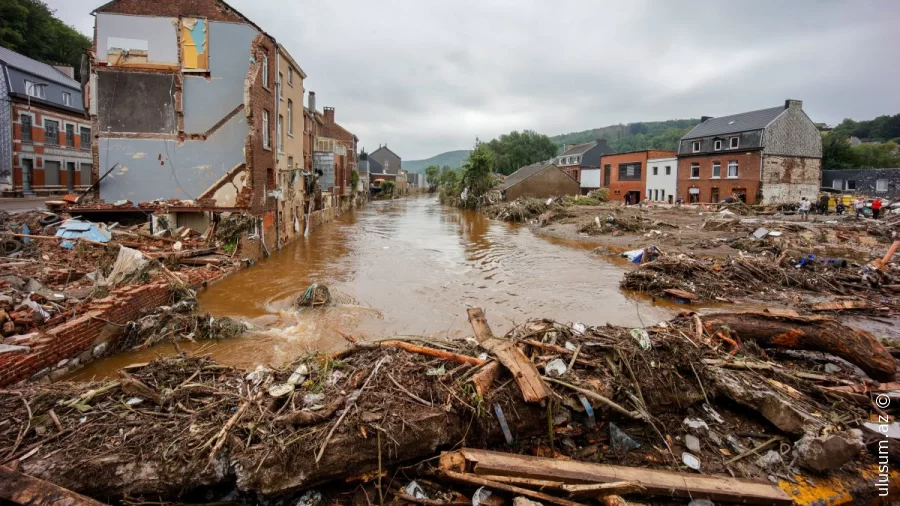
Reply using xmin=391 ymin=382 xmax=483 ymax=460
xmin=53 ymin=65 xmax=74 ymax=79
xmin=308 ymin=91 xmax=316 ymax=113
xmin=324 ymin=106 xmax=335 ymax=124
xmin=785 ymin=99 xmax=802 ymax=110
xmin=700 ymin=116 xmax=713 ymax=123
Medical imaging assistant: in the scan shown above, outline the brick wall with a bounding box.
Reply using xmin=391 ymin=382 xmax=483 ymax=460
xmin=0 ymin=282 xmax=172 ymax=387
xmin=95 ymin=0 xmax=246 ymax=23
xmin=677 ymin=151 xmax=762 ymax=204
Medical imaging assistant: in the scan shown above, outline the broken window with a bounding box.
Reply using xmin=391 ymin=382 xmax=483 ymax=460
xmin=20 ymin=114 xmax=32 ymax=142
xmin=45 ymin=119 xmax=59 ymax=145
xmin=181 ymin=18 xmax=209 ymax=71
xmin=80 ymin=127 xmax=90 ymax=150
xmin=711 ymin=187 xmax=719 ymax=203
xmin=690 ymin=163 xmax=700 ymax=178
xmin=712 ymin=161 xmax=720 ymax=178
xmin=689 ymin=188 xmax=700 ymax=203
xmin=66 ymin=124 xmax=75 ymax=147
xmin=262 ymin=110 xmax=270 ymax=149
xmin=618 ymin=163 xmax=641 ymax=181
xmin=603 ymin=164 xmax=611 ymax=186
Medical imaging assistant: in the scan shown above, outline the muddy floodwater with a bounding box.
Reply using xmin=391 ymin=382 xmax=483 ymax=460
xmin=72 ymin=196 xmax=675 ymax=379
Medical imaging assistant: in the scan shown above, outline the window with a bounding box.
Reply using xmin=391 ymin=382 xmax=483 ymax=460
xmin=66 ymin=124 xmax=75 ymax=147
xmin=45 ymin=119 xmax=59 ymax=145
xmin=287 ymin=100 xmax=293 ymax=135
xmin=711 ymin=188 xmax=720 ymax=203
xmin=652 ymin=166 xmax=658 ymax=176
xmin=62 ymin=92 xmax=72 ymax=106
xmin=262 ymin=110 xmax=270 ymax=148
xmin=847 ymin=180 xmax=856 ymax=190
xmin=727 ymin=160 xmax=738 ymax=178
xmin=876 ymin=179 xmax=888 ymax=192
xmin=714 ymin=139 xmax=722 ymax=151
xmin=692 ymin=141 xmax=701 ymax=153
xmin=25 ymin=80 xmax=45 ymax=98
xmin=288 ymin=67 xmax=293 ymax=85
xmin=730 ymin=137 xmax=739 ymax=149
xmin=689 ymin=189 xmax=700 ymax=203
xmin=603 ymin=164 xmax=611 ymax=186
xmin=654 ymin=189 xmax=659 ymax=201
xmin=80 ymin=127 xmax=90 ymax=150
xmin=661 ymin=189 xmax=665 ymax=201
xmin=665 ymin=165 xmax=671 ymax=175
xmin=20 ymin=114 xmax=32 ymax=142
xmin=288 ymin=156 xmax=294 ymax=169
xmin=278 ymin=72 xmax=283 ymax=98
xmin=711 ymin=161 xmax=721 ymax=178
xmin=573 ymin=156 xmax=579 ymax=164
xmin=690 ymin=163 xmax=700 ymax=178
xmin=262 ymin=54 xmax=269 ymax=88
xmin=618 ymin=162 xmax=641 ymax=181
xmin=832 ymin=179 xmax=843 ymax=190
xmin=277 ymin=114 xmax=283 ymax=152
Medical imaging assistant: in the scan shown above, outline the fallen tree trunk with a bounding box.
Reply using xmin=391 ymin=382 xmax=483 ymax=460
xmin=702 ymin=311 xmax=896 ymax=381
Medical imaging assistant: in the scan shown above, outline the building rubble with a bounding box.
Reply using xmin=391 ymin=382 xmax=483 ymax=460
xmin=1 ymin=308 xmax=898 ymax=505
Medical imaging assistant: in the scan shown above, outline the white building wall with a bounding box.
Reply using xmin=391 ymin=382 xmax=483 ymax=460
xmin=645 ymin=157 xmax=677 ymax=202
xmin=580 ymin=168 xmax=601 ymax=189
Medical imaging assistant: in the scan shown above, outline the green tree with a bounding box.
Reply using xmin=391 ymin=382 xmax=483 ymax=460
xmin=822 ymin=135 xmax=855 ymax=169
xmin=485 ymin=130 xmax=558 ymax=176
xmin=458 ymin=141 xmax=497 ymax=208
xmin=424 ymin=165 xmax=441 ymax=188
xmin=851 ymin=142 xmax=900 ymax=168
xmin=0 ymin=0 xmax=91 ymax=80
xmin=439 ymin=167 xmax=459 ymax=189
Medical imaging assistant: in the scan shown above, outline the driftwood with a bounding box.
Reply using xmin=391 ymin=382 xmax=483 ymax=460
xmin=702 ymin=311 xmax=896 ymax=381
xmin=0 ymin=465 xmax=107 ymax=506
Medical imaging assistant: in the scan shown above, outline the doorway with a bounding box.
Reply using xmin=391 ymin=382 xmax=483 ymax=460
xmin=711 ymin=187 xmax=719 ymax=204
xmin=625 ymin=191 xmax=641 ymax=205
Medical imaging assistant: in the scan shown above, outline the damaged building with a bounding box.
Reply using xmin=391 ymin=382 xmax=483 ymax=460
xmin=82 ymin=0 xmax=361 ymax=253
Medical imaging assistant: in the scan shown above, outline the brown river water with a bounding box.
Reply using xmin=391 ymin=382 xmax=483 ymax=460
xmin=71 ymin=196 xmax=676 ymax=380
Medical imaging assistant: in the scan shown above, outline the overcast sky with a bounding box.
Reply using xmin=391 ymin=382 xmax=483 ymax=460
xmin=49 ymin=0 xmax=900 ymax=160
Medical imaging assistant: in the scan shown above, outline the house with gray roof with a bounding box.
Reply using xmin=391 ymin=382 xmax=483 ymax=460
xmin=676 ymin=99 xmax=822 ymax=205
xmin=0 ymin=46 xmax=90 ymax=195
xmin=556 ymin=139 xmax=616 ymax=185
xmin=498 ymin=162 xmax=579 ymax=201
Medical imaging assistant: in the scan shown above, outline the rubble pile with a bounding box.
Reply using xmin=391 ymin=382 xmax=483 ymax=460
xmin=113 ymin=299 xmax=247 ymax=353
xmin=0 ymin=309 xmax=896 ymax=504
xmin=621 ymin=249 xmax=900 ymax=309
xmin=485 ymin=197 xmax=557 ymax=223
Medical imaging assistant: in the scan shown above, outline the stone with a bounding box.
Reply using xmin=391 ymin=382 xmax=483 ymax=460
xmin=78 ymin=349 xmax=94 ymax=364
xmin=57 ymin=359 xmax=69 ymax=368
xmin=48 ymin=367 xmax=69 ymax=382
xmin=0 ymin=275 xmax=26 ymax=290
xmin=755 ymin=450 xmax=784 ymax=471
xmin=31 ymin=368 xmax=50 ymax=381
xmin=793 ymin=429 xmax=864 ymax=472
xmin=0 ymin=343 xmax=29 ymax=354
xmin=93 ymin=342 xmax=109 ymax=358
xmin=23 ymin=278 xmax=44 ymax=293
xmin=685 ymin=434 xmax=701 ymax=453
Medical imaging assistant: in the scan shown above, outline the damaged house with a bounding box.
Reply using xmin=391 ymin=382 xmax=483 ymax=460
xmin=82 ymin=0 xmax=359 ymax=253
xmin=677 ymin=100 xmax=823 ymax=204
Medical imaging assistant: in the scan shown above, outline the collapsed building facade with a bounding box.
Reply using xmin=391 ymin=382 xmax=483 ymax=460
xmin=82 ymin=0 xmax=361 ymax=254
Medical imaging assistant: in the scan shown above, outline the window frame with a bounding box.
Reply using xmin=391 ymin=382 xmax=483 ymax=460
xmin=652 ymin=166 xmax=658 ymax=176
xmin=665 ymin=165 xmax=671 ymax=175
xmin=44 ymin=119 xmax=59 ymax=145
xmin=277 ymin=114 xmax=283 ymax=153
xmin=20 ymin=114 xmax=32 ymax=143
xmin=287 ymin=100 xmax=293 ymax=136
xmin=875 ymin=179 xmax=889 ymax=193
xmin=729 ymin=136 xmax=739 ymax=149
xmin=65 ymin=123 xmax=75 ymax=148
xmin=278 ymin=72 xmax=283 ymax=99
xmin=846 ymin=180 xmax=856 ymax=190
xmin=288 ymin=67 xmax=293 ymax=86
xmin=617 ymin=162 xmax=642 ymax=181
xmin=727 ymin=160 xmax=739 ymax=178
xmin=711 ymin=161 xmax=721 ymax=179
xmin=62 ymin=91 xmax=72 ymax=106
xmin=262 ymin=54 xmax=270 ymax=89
xmin=692 ymin=141 xmax=701 ymax=153
xmin=24 ymin=80 xmax=45 ymax=99
xmin=262 ymin=110 xmax=270 ymax=149
xmin=80 ymin=126 xmax=90 ymax=150
xmin=690 ymin=162 xmax=700 ymax=179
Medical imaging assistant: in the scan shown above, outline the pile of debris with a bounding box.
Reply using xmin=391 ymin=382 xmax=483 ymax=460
xmin=1 ymin=308 xmax=896 ymax=504
xmin=621 ymin=248 xmax=900 ymax=309
xmin=485 ymin=197 xmax=558 ymax=223
xmin=113 ymin=298 xmax=247 ymax=353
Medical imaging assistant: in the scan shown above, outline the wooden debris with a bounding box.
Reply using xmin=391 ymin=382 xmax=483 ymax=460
xmin=663 ymin=288 xmax=697 ymax=301
xmin=444 ymin=448 xmax=792 ymax=505
xmin=470 ymin=361 xmax=501 ymax=397
xmin=0 ymin=465 xmax=108 ymax=506
xmin=435 ymin=470 xmax=587 ymax=506
xmin=378 ymin=341 xmax=484 ymax=366
xmin=467 ymin=308 xmax=549 ymax=403
xmin=809 ymin=300 xmax=887 ymax=312
xmin=560 ymin=481 xmax=645 ymax=496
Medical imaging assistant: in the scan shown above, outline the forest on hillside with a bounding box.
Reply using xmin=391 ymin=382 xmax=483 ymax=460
xmin=551 ymin=119 xmax=701 ymax=153
xmin=0 ymin=0 xmax=91 ymax=80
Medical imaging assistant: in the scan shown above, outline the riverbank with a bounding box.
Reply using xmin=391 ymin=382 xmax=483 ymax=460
xmin=1 ymin=308 xmax=897 ymax=505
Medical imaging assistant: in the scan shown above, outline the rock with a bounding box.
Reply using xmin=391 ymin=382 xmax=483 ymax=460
xmin=0 ymin=343 xmax=29 ymax=354
xmin=23 ymin=278 xmax=44 ymax=293
xmin=0 ymin=275 xmax=26 ymax=290
xmin=685 ymin=434 xmax=701 ymax=453
xmin=78 ymin=349 xmax=94 ymax=364
xmin=93 ymin=342 xmax=109 ymax=358
xmin=755 ymin=450 xmax=784 ymax=471
xmin=49 ymin=367 xmax=69 ymax=382
xmin=793 ymin=429 xmax=864 ymax=472
xmin=30 ymin=368 xmax=50 ymax=381
xmin=57 ymin=359 xmax=69 ymax=368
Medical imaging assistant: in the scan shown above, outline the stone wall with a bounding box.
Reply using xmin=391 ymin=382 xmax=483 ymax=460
xmin=760 ymin=155 xmax=822 ymax=204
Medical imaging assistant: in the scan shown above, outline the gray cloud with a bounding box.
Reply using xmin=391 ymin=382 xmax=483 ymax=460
xmin=48 ymin=0 xmax=900 ymax=159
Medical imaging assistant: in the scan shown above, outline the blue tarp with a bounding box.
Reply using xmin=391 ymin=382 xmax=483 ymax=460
xmin=55 ymin=219 xmax=111 ymax=246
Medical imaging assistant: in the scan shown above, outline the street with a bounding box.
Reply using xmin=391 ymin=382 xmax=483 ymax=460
xmin=0 ymin=197 xmax=52 ymax=213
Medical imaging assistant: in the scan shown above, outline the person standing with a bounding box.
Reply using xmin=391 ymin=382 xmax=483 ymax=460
xmin=855 ymin=197 xmax=866 ymax=217
xmin=799 ymin=197 xmax=811 ymax=221
xmin=872 ymin=198 xmax=882 ymax=219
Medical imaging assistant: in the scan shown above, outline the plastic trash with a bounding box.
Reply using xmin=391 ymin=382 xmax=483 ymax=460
xmin=685 ymin=434 xmax=701 ymax=453
xmin=577 ymin=394 xmax=595 ymax=428
xmin=21 ymin=224 xmax=30 ymax=244
xmin=294 ymin=489 xmax=323 ymax=506
xmin=245 ymin=365 xmax=271 ymax=384
xmin=268 ymin=383 xmax=294 ymax=398
xmin=105 ymin=247 xmax=149 ymax=287
xmin=22 ymin=300 xmax=50 ymax=320
xmin=472 ymin=487 xmax=492 ymax=506
xmin=622 ymin=248 xmax=644 ymax=263
xmin=405 ymin=481 xmax=427 ymax=499
xmin=609 ymin=422 xmax=640 ymax=453
xmin=752 ymin=227 xmax=770 ymax=239
xmin=544 ymin=358 xmax=567 ymax=377
xmin=287 ymin=363 xmax=309 ymax=385
xmin=125 ymin=397 xmax=144 ymax=406
xmin=426 ymin=365 xmax=446 ymax=376
xmin=572 ymin=322 xmax=586 ymax=335
xmin=493 ymin=402 xmax=514 ymax=445
xmin=702 ymin=403 xmax=725 ymax=423
xmin=629 ymin=328 xmax=651 ymax=350
xmin=303 ymin=393 xmax=325 ymax=407
xmin=545 ymin=197 xmax=553 ymax=205
xmin=682 ymin=452 xmax=701 ymax=471
xmin=683 ymin=417 xmax=709 ymax=432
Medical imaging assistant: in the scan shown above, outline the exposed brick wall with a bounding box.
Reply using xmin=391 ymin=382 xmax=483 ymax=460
xmin=244 ymin=34 xmax=277 ymax=214
xmin=504 ymin=166 xmax=579 ymax=201
xmin=0 ymin=283 xmax=172 ymax=387
xmin=95 ymin=0 xmax=246 ymax=24
xmin=677 ymin=151 xmax=762 ymax=204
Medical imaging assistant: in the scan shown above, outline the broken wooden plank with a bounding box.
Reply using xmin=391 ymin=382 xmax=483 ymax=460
xmin=0 ymin=465 xmax=108 ymax=506
xmin=809 ymin=300 xmax=886 ymax=312
xmin=470 ymin=361 xmax=500 ymax=397
xmin=448 ymin=449 xmax=792 ymax=505
xmin=763 ymin=307 xmax=800 ymax=318
xmin=663 ymin=288 xmax=697 ymax=301
xmin=467 ymin=308 xmax=549 ymax=403
xmin=435 ymin=470 xmax=587 ymax=506
xmin=560 ymin=481 xmax=646 ymax=497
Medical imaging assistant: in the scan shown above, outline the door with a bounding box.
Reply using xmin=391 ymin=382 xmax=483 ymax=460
xmin=80 ymin=163 xmax=92 ymax=185
xmin=44 ymin=160 xmax=61 ymax=186
xmin=66 ymin=162 xmax=76 ymax=191
xmin=710 ymin=188 xmax=719 ymax=203
xmin=603 ymin=165 xmax=611 ymax=187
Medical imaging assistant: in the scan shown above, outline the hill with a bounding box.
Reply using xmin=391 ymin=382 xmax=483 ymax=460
xmin=403 ymin=150 xmax=471 ymax=173
xmin=551 ymin=119 xmax=701 ymax=153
